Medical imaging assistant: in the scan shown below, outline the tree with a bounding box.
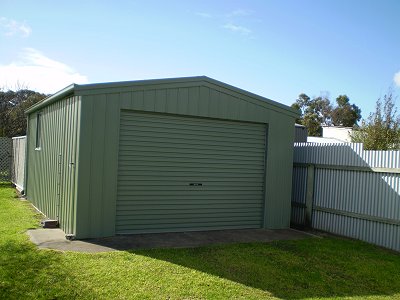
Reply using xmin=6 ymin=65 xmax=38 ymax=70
xmin=351 ymin=90 xmax=400 ymax=150
xmin=0 ymin=88 xmax=46 ymax=137
xmin=331 ymin=95 xmax=361 ymax=127
xmin=291 ymin=93 xmax=310 ymax=124
xmin=291 ymin=93 xmax=332 ymax=136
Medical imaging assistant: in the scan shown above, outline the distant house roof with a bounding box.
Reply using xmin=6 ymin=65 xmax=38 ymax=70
xmin=322 ymin=126 xmax=353 ymax=143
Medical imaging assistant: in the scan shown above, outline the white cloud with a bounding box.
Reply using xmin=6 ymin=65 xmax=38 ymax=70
xmin=196 ymin=8 xmax=255 ymax=37
xmin=227 ymin=9 xmax=252 ymax=18
xmin=196 ymin=12 xmax=212 ymax=18
xmin=0 ymin=17 xmax=31 ymax=37
xmin=223 ymin=23 xmax=252 ymax=35
xmin=394 ymin=71 xmax=400 ymax=87
xmin=0 ymin=48 xmax=88 ymax=94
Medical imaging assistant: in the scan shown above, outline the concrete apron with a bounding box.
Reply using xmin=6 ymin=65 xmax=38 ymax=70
xmin=27 ymin=229 xmax=114 ymax=253
xmin=27 ymin=228 xmax=315 ymax=253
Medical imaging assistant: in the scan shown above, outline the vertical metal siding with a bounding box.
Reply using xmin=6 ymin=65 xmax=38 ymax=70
xmin=292 ymin=142 xmax=400 ymax=251
xmin=294 ymin=125 xmax=307 ymax=142
xmin=75 ymin=93 xmax=121 ymax=238
xmin=26 ymin=96 xmax=80 ymax=235
xmin=291 ymin=165 xmax=307 ymax=225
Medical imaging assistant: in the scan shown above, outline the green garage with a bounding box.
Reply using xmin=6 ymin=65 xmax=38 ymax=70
xmin=25 ymin=76 xmax=298 ymax=239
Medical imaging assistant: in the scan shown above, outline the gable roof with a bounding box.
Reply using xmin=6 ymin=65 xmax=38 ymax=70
xmin=26 ymin=76 xmax=299 ymax=117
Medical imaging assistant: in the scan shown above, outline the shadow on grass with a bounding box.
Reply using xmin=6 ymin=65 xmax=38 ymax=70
xmin=0 ymin=185 xmax=102 ymax=299
xmin=130 ymin=237 xmax=400 ymax=299
xmin=0 ymin=239 xmax=98 ymax=299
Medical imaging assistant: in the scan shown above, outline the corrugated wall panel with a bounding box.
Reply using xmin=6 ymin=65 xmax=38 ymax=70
xmin=291 ymin=166 xmax=307 ymax=225
xmin=292 ymin=143 xmax=400 ymax=252
xmin=115 ymin=111 xmax=266 ymax=234
xmin=312 ymin=211 xmax=400 ymax=251
xmin=26 ymin=96 xmax=80 ymax=235
xmin=125 ymin=86 xmax=272 ymax=124
xmin=75 ymin=93 xmax=121 ymax=238
xmin=294 ymin=126 xmax=307 ymax=142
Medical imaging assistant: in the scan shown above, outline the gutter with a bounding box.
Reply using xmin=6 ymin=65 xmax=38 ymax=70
xmin=25 ymin=84 xmax=76 ymax=114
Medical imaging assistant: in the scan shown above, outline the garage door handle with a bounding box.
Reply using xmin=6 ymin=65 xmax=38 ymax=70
xmin=189 ymin=183 xmax=202 ymax=186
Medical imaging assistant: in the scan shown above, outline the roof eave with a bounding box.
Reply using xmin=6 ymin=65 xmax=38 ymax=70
xmin=25 ymin=84 xmax=76 ymax=114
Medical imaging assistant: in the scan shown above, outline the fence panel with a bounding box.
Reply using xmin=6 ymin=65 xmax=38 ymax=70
xmin=291 ymin=165 xmax=308 ymax=226
xmin=11 ymin=136 xmax=26 ymax=192
xmin=292 ymin=142 xmax=400 ymax=252
xmin=0 ymin=137 xmax=12 ymax=182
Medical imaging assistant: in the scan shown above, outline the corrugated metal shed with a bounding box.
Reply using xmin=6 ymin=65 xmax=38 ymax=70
xmin=25 ymin=76 xmax=299 ymax=238
xmin=294 ymin=124 xmax=307 ymax=142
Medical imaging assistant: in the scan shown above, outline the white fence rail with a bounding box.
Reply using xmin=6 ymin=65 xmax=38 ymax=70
xmin=292 ymin=143 xmax=400 ymax=252
xmin=11 ymin=136 xmax=26 ymax=192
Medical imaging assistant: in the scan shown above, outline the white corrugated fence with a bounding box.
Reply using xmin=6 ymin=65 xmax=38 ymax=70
xmin=292 ymin=142 xmax=400 ymax=251
xmin=11 ymin=136 xmax=26 ymax=192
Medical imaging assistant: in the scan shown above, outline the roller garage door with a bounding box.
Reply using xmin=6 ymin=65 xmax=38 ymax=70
xmin=116 ymin=111 xmax=267 ymax=234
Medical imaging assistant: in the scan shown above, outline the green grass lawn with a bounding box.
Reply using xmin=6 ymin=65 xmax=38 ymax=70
xmin=0 ymin=183 xmax=400 ymax=300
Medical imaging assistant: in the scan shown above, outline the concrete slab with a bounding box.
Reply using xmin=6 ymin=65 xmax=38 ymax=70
xmin=27 ymin=228 xmax=315 ymax=253
xmin=27 ymin=229 xmax=114 ymax=253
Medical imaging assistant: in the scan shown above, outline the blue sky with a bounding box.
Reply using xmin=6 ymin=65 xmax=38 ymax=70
xmin=1 ymin=0 xmax=399 ymax=118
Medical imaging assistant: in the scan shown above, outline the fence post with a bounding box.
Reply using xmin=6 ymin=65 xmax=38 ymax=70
xmin=305 ymin=164 xmax=315 ymax=227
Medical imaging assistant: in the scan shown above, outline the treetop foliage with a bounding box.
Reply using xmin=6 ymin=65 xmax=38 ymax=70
xmin=331 ymin=95 xmax=362 ymax=127
xmin=291 ymin=93 xmax=361 ymax=136
xmin=351 ymin=90 xmax=400 ymax=150
xmin=0 ymin=88 xmax=47 ymax=137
